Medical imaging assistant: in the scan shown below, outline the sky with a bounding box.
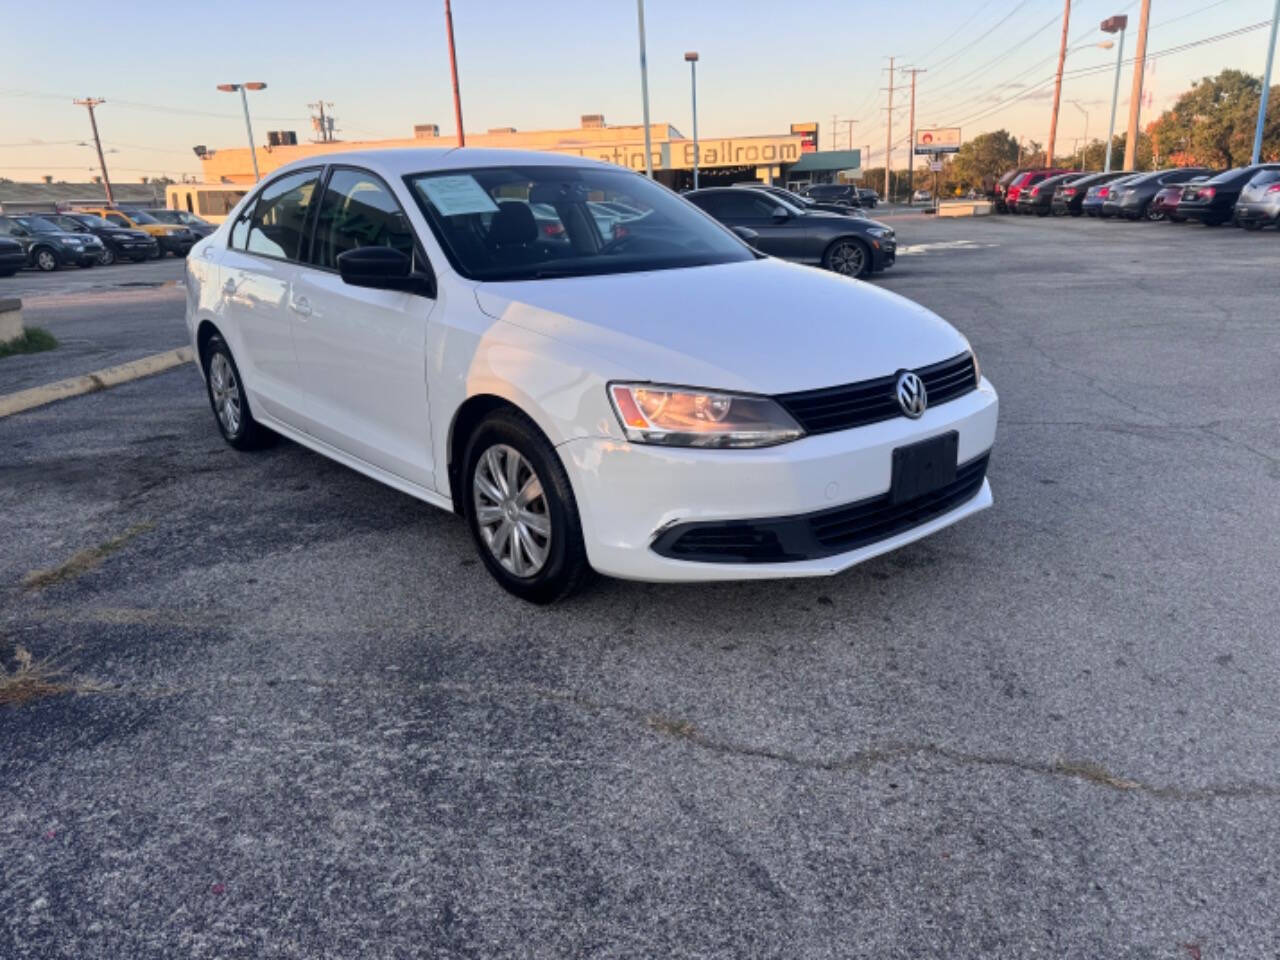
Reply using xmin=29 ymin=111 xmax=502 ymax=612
xmin=2 ymin=0 xmax=1277 ymax=182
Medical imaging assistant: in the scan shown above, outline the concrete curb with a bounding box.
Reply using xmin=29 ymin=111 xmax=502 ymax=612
xmin=0 ymin=347 xmax=194 ymax=419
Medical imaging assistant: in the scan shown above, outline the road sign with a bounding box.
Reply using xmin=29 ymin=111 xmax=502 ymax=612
xmin=930 ymin=160 xmax=943 ymax=172
xmin=914 ymin=127 xmax=961 ymax=155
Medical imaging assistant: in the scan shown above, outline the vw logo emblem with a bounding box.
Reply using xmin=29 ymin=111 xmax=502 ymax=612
xmin=896 ymin=371 xmax=927 ymax=418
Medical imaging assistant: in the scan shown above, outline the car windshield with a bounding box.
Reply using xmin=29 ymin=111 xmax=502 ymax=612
xmin=73 ymin=214 xmax=115 ymax=229
xmin=147 ymin=210 xmax=182 ymax=223
xmin=408 ymin=165 xmax=752 ymax=282
xmin=124 ymin=210 xmax=159 ymax=224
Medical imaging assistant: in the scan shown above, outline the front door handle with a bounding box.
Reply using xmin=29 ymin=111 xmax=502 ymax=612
xmin=290 ymin=295 xmax=312 ymax=318
xmin=222 ymin=278 xmax=238 ymax=295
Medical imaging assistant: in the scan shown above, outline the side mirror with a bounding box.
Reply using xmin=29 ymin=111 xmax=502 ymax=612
xmin=771 ymin=207 xmax=791 ymax=222
xmin=730 ymin=226 xmax=760 ymax=245
xmin=337 ymin=246 xmax=433 ymax=296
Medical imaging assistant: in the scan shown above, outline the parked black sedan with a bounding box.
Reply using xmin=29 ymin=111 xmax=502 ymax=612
xmin=1177 ymin=163 xmax=1280 ymax=225
xmin=144 ymin=208 xmax=216 ymax=238
xmin=1016 ymin=172 xmax=1085 ymax=216
xmin=733 ymin=183 xmax=867 ymax=218
xmin=1233 ymin=168 xmax=1280 ymax=229
xmin=41 ymin=213 xmax=158 ymax=265
xmin=0 ymin=214 xmax=103 ymax=271
xmin=1112 ymin=167 xmax=1214 ymax=221
xmin=1050 ymin=170 xmax=1133 ymax=216
xmin=685 ymin=187 xmax=894 ymax=278
xmin=0 ymin=235 xmax=25 ymax=277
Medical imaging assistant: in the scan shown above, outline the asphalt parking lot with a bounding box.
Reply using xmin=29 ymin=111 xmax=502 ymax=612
xmin=2 ymin=213 xmax=1278 ymax=958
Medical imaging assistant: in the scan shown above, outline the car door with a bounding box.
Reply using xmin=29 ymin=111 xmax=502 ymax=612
xmin=218 ymin=167 xmax=322 ymax=422
xmin=694 ymin=192 xmax=795 ymax=258
xmin=288 ymin=166 xmax=437 ymax=489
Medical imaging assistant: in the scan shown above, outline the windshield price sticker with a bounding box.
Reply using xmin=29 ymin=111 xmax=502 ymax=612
xmin=419 ymin=175 xmax=500 ymax=216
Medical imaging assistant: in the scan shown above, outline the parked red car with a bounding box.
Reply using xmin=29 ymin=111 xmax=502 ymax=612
xmin=1150 ymin=177 xmax=1206 ymax=222
xmin=1004 ymin=169 xmax=1072 ymax=210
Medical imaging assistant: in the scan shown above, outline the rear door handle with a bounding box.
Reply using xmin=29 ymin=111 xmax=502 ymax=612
xmin=290 ymin=295 xmax=312 ymax=318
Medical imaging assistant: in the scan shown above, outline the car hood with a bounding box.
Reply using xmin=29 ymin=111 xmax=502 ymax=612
xmin=474 ymin=257 xmax=969 ymax=395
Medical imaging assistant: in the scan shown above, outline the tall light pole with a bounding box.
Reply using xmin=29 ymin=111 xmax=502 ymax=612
xmin=1124 ymin=0 xmax=1152 ymax=171
xmin=685 ymin=51 xmax=700 ymax=189
xmin=1252 ymin=0 xmax=1280 ymax=164
xmin=1101 ymin=15 xmax=1128 ymax=171
xmin=445 ymin=0 xmax=465 ymax=147
xmin=636 ymin=0 xmax=654 ymax=178
xmin=1070 ymin=101 xmax=1089 ymax=169
xmin=73 ymin=98 xmax=113 ymax=204
xmin=217 ymin=82 xmax=267 ymax=182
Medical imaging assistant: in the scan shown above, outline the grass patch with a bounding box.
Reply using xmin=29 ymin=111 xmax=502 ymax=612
xmin=0 ymin=327 xmax=58 ymax=359
xmin=0 ymin=645 xmax=74 ymax=707
xmin=22 ymin=522 xmax=153 ymax=592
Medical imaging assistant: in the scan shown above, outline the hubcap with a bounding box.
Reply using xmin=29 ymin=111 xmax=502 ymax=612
xmin=208 ymin=352 xmax=242 ymax=435
xmin=472 ymin=444 xmax=551 ymax=577
xmin=830 ymin=242 xmax=865 ymax=276
xmin=37 ymin=251 xmax=56 ymax=271
xmin=99 ymin=247 xmax=115 ymax=265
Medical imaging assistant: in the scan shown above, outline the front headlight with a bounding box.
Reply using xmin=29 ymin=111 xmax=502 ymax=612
xmin=62 ymin=236 xmax=83 ymax=245
xmin=866 ymin=226 xmax=893 ymax=238
xmin=609 ymin=383 xmax=804 ymax=448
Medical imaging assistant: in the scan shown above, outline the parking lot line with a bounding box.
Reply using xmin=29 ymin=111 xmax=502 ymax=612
xmin=0 ymin=346 xmax=193 ymax=418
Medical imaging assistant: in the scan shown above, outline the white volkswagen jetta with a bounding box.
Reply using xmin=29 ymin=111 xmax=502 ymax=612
xmin=186 ymin=148 xmax=997 ymax=602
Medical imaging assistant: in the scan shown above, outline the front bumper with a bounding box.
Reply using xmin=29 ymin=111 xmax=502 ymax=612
xmin=559 ymin=377 xmax=998 ymax=581
xmin=158 ymin=234 xmax=194 ymax=255
xmin=872 ymin=238 xmax=896 ymax=270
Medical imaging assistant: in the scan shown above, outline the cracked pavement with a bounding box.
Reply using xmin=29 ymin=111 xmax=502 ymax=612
xmin=2 ymin=213 xmax=1279 ymax=958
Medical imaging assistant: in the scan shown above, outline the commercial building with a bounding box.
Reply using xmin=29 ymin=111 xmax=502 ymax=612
xmin=197 ymin=115 xmax=861 ymax=191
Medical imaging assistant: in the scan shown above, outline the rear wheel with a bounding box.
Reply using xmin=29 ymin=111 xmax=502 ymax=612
xmin=1145 ymin=204 xmax=1165 ymax=222
xmin=202 ymin=335 xmax=273 ymax=451
xmin=463 ymin=410 xmax=593 ymax=604
xmin=823 ymin=237 xmax=871 ymax=278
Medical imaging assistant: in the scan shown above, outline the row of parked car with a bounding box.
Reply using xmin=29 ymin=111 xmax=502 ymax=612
xmin=0 ymin=206 xmax=218 ymax=275
xmin=994 ymin=162 xmax=1280 ymax=228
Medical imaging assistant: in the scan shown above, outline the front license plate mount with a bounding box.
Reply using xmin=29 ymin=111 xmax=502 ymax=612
xmin=890 ymin=431 xmax=958 ymax=505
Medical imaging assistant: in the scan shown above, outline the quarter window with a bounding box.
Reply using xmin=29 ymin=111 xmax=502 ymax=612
xmin=238 ymin=169 xmax=320 ymax=261
xmin=311 ymin=168 xmax=416 ymax=270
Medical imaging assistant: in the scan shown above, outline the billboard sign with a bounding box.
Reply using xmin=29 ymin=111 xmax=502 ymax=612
xmin=914 ymin=127 xmax=961 ymax=155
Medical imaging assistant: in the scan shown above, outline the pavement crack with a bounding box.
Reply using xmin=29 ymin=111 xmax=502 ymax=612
xmin=20 ymin=522 xmax=154 ymax=591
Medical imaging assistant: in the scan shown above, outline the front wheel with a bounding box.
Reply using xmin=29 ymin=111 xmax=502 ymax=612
xmin=98 ymin=246 xmax=116 ymax=266
xmin=202 ymin=334 xmax=274 ymax=451
xmin=464 ymin=410 xmax=593 ymax=604
xmin=823 ymin=238 xmax=871 ymax=278
xmin=34 ymin=248 xmax=58 ymax=272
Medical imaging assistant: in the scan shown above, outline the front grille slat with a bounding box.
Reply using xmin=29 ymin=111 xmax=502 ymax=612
xmin=652 ymin=455 xmax=990 ymax=564
xmin=778 ymin=352 xmax=978 ymax=436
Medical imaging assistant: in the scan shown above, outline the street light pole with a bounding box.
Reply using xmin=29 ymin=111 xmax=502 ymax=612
xmin=1252 ymin=0 xmax=1280 ymax=164
xmin=685 ymin=52 xmax=700 ymax=190
xmin=73 ymin=98 xmax=113 ymax=204
xmin=636 ymin=0 xmax=654 ymax=178
xmin=217 ymin=82 xmax=267 ymax=182
xmin=1101 ymin=15 xmax=1128 ymax=172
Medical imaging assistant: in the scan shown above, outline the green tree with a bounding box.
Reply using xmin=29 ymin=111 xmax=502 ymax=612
xmin=948 ymin=130 xmax=1021 ymax=191
xmin=1150 ymin=69 xmax=1278 ymax=168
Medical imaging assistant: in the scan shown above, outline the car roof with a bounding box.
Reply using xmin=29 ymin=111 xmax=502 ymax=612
xmin=264 ymin=147 xmax=607 ymax=181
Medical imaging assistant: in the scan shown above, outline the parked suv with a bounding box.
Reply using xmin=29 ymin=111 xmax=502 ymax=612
xmin=802 ymin=183 xmax=863 ymax=208
xmin=73 ymin=206 xmax=196 ymax=257
xmin=41 ymin=212 xmax=157 ymax=264
xmin=145 ymin=208 xmax=216 ymax=238
xmin=0 ymin=214 xmax=103 ymax=271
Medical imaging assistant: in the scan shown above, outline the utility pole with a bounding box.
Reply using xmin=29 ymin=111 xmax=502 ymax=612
xmin=636 ymin=0 xmax=653 ymax=177
xmin=1123 ymin=0 xmax=1152 ymax=170
xmin=884 ymin=56 xmax=895 ymax=201
xmin=1252 ymin=0 xmax=1280 ymax=164
xmin=308 ymin=100 xmax=334 ymax=142
xmin=832 ymin=114 xmax=838 ymax=151
xmin=902 ymin=67 xmax=926 ymax=203
xmin=1045 ymin=0 xmax=1072 ymax=170
xmin=445 ymin=0 xmax=465 ymax=146
xmin=843 ymin=119 xmax=856 ymax=150
xmin=73 ymin=98 xmax=113 ymax=204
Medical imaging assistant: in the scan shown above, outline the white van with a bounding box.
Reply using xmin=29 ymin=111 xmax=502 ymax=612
xmin=165 ymin=184 xmax=250 ymax=225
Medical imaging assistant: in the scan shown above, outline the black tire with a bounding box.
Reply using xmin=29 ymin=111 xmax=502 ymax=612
xmin=79 ymin=261 xmax=95 ymax=269
xmin=129 ymin=255 xmax=148 ymax=263
xmin=33 ymin=247 xmax=59 ymax=272
xmin=1242 ymin=220 xmax=1262 ymax=231
xmin=822 ymin=237 xmax=872 ymax=278
xmin=1069 ymin=208 xmax=1082 ymax=217
xmin=149 ymin=245 xmax=162 ymax=260
xmin=1145 ymin=204 xmax=1165 ymax=222
xmin=98 ymin=246 xmax=116 ymax=266
xmin=201 ymin=334 xmax=274 ymax=451
xmin=462 ymin=409 xmax=593 ymax=604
